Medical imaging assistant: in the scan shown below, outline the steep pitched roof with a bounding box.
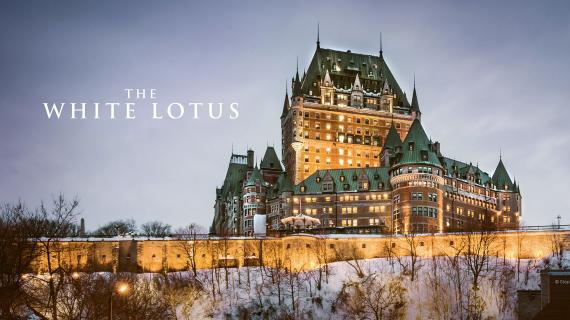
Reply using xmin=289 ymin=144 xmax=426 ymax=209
xmin=492 ymin=158 xmax=514 ymax=191
xmin=294 ymin=167 xmax=391 ymax=194
xmin=396 ymin=119 xmax=441 ymax=166
xmin=219 ymin=155 xmax=248 ymax=198
xmin=275 ymin=172 xmax=294 ymax=194
xmin=383 ymin=122 xmax=402 ymax=150
xmin=302 ymin=47 xmax=411 ymax=109
xmin=440 ymin=157 xmax=493 ymax=186
xmin=260 ymin=146 xmax=283 ymax=171
xmin=246 ymin=165 xmax=263 ymax=186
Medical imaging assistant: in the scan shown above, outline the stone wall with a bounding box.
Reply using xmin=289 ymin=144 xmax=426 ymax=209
xmin=30 ymin=230 xmax=570 ymax=274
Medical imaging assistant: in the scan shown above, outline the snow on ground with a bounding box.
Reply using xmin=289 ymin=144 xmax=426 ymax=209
xmin=167 ymin=251 xmax=570 ymax=319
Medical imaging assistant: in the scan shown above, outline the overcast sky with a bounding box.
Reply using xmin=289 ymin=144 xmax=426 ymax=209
xmin=1 ymin=0 xmax=569 ymax=231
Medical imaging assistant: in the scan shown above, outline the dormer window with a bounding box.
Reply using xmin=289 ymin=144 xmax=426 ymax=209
xmin=340 ymin=175 xmax=346 ymax=182
xmin=300 ymin=186 xmax=306 ymax=193
xmin=408 ymin=142 xmax=414 ymax=151
xmin=316 ymin=177 xmax=321 ymax=183
xmin=352 ymin=174 xmax=358 ymax=181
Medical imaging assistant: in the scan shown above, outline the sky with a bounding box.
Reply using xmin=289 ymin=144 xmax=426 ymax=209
xmin=1 ymin=0 xmax=569 ymax=231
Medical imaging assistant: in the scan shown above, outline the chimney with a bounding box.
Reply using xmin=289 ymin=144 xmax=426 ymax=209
xmin=247 ymin=149 xmax=254 ymax=169
xmin=79 ymin=218 xmax=85 ymax=237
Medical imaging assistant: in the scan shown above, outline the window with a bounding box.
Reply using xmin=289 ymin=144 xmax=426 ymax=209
xmin=393 ymin=194 xmax=400 ymax=204
xmin=428 ymin=193 xmax=438 ymax=202
xmin=411 ymin=192 xmax=423 ymax=201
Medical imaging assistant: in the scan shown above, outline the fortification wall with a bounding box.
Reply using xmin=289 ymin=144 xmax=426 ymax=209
xmin=30 ymin=230 xmax=570 ymax=274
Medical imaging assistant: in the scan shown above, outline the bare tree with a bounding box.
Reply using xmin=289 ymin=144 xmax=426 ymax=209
xmin=391 ymin=232 xmax=422 ymax=281
xmin=141 ymin=221 xmax=172 ymax=237
xmin=0 ymin=201 xmax=43 ymax=318
xmin=462 ymin=229 xmax=496 ymax=290
xmin=549 ymin=231 xmax=565 ymax=269
xmin=174 ymin=223 xmax=205 ymax=277
xmin=335 ymin=274 xmax=406 ymax=320
xmin=335 ymin=243 xmax=365 ymax=278
xmin=33 ymin=194 xmax=80 ymax=320
xmin=93 ymin=219 xmax=137 ymax=236
xmin=310 ymin=237 xmax=330 ymax=290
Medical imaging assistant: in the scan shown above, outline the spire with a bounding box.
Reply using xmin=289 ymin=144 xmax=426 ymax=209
xmin=411 ymin=76 xmax=420 ymax=114
xmin=316 ymin=22 xmax=320 ymax=49
xmin=293 ymin=59 xmax=302 ymax=97
xmin=281 ymin=82 xmax=290 ymax=119
xmin=379 ymin=32 xmax=383 ymax=58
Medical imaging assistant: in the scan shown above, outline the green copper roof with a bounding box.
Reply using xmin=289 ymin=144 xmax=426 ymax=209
xmin=302 ymin=47 xmax=411 ymax=108
xmin=411 ymin=86 xmax=420 ymax=113
xmin=383 ymin=122 xmax=402 ymax=150
xmin=396 ymin=119 xmax=441 ymax=166
xmin=246 ymin=165 xmax=263 ymax=186
xmin=294 ymin=167 xmax=391 ymax=194
xmin=260 ymin=146 xmax=283 ymax=171
xmin=441 ymin=157 xmax=492 ymax=186
xmin=275 ymin=172 xmax=294 ymax=194
xmin=492 ymin=158 xmax=514 ymax=191
xmin=219 ymin=156 xmax=248 ymax=198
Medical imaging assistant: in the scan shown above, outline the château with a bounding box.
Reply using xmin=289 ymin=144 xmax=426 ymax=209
xmin=211 ymin=37 xmax=521 ymax=236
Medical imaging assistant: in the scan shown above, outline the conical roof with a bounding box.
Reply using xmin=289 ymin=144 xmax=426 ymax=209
xmin=383 ymin=122 xmax=402 ymax=150
xmin=411 ymin=86 xmax=420 ymax=113
xmin=280 ymin=91 xmax=290 ymax=119
xmin=246 ymin=165 xmax=263 ymax=186
xmin=396 ymin=119 xmax=441 ymax=166
xmin=492 ymin=158 xmax=514 ymax=191
xmin=293 ymin=70 xmax=302 ymax=97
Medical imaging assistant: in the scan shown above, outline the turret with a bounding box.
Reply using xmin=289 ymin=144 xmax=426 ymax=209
xmin=350 ymin=73 xmax=364 ymax=107
xmin=389 ymin=119 xmax=444 ymax=234
xmin=320 ymin=69 xmax=335 ymax=105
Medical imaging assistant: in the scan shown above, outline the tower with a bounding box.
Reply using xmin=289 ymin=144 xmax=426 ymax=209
xmin=280 ymin=44 xmax=416 ymax=184
xmin=389 ymin=119 xmax=444 ymax=233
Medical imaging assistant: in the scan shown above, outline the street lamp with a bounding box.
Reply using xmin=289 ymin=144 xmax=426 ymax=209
xmin=110 ymin=282 xmax=129 ymax=320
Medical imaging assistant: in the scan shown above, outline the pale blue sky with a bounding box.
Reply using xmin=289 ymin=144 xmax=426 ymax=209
xmin=1 ymin=0 xmax=569 ymax=230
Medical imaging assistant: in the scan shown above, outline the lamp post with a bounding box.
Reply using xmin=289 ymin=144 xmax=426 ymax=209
xmin=110 ymin=282 xmax=129 ymax=320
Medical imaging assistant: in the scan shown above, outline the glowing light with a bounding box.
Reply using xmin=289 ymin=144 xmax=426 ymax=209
xmin=117 ymin=283 xmax=129 ymax=294
xmin=72 ymin=272 xmax=80 ymax=279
